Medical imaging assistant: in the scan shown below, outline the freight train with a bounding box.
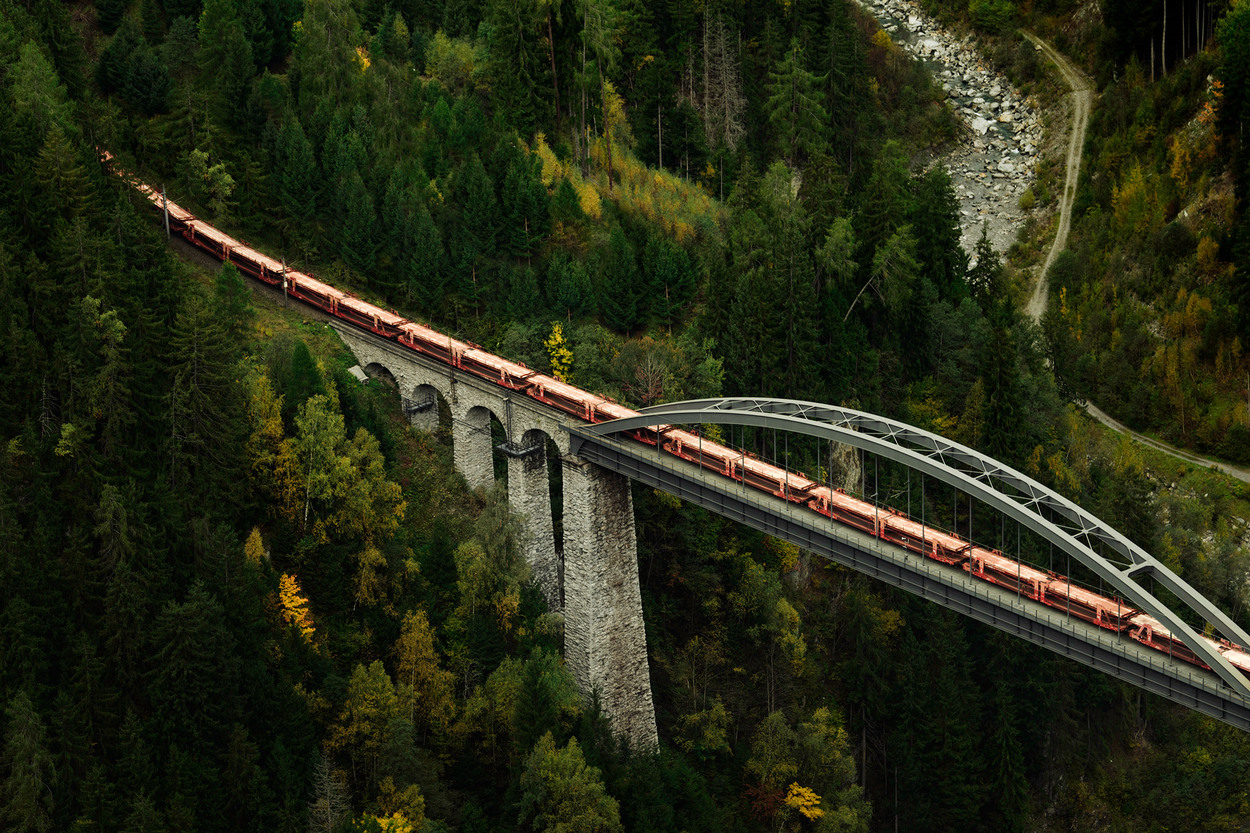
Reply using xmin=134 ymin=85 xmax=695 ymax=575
xmin=107 ymin=155 xmax=1250 ymax=681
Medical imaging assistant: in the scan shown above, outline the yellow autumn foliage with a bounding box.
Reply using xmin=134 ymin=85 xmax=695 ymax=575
xmin=544 ymin=322 xmax=574 ymax=382
xmin=784 ymin=782 xmax=824 ymax=820
xmin=279 ymin=573 xmax=315 ymax=641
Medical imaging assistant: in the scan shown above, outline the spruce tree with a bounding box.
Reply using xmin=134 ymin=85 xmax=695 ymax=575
xmin=339 ymin=170 xmax=378 ymax=277
xmin=910 ymin=167 xmax=967 ymax=302
xmin=278 ymin=117 xmax=318 ymax=224
xmin=765 ymin=39 xmax=829 ymax=169
xmin=600 ymin=225 xmax=640 ymax=333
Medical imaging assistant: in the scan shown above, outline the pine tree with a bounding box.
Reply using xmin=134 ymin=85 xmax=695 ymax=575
xmin=455 ymin=154 xmax=497 ymax=307
xmin=340 ymin=170 xmax=378 ymax=277
xmin=501 ymin=152 xmax=549 ymax=257
xmin=197 ymin=0 xmax=254 ymax=131
xmin=278 ymin=117 xmax=318 ymax=224
xmin=486 ymin=0 xmax=551 ymax=133
xmin=600 ymin=225 xmax=640 ymax=332
xmin=857 ymin=140 xmax=911 ymax=267
xmin=547 ymin=252 xmax=593 ymax=320
xmin=214 ymin=262 xmax=254 ymax=344
xmin=123 ymin=46 xmax=172 ymax=115
xmin=1 ymin=691 xmax=56 ymax=833
xmin=97 ymin=0 xmax=128 ymax=34
xmin=910 ymin=167 xmax=967 ymax=301
xmin=766 ymin=39 xmax=829 ymax=169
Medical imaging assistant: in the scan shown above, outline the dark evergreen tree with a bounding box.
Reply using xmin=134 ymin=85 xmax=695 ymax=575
xmin=123 ymin=47 xmax=172 ymax=115
xmin=278 ymin=117 xmax=318 ymax=224
xmin=600 ymin=225 xmax=641 ymax=333
xmin=454 ymin=154 xmax=497 ymax=308
xmin=501 ymin=152 xmax=549 ymax=257
xmin=547 ymin=252 xmax=594 ymax=320
xmin=909 ymin=166 xmax=967 ymax=302
xmin=339 ymin=170 xmax=378 ymax=277
xmin=97 ymin=0 xmax=129 ymax=33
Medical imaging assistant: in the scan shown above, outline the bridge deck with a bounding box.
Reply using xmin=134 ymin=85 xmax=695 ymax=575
xmin=569 ymin=429 xmax=1250 ymax=731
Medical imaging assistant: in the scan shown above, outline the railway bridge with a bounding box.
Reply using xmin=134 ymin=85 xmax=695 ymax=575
xmin=112 ymin=161 xmax=1250 ymax=749
xmin=335 ymin=325 xmax=1250 ymax=748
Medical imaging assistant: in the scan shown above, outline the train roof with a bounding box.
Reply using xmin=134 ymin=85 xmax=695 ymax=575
xmin=1218 ymin=644 xmax=1250 ymax=673
xmin=1051 ymin=579 xmax=1130 ymax=612
xmin=289 ymin=272 xmax=345 ymax=300
xmin=971 ymin=547 xmax=1051 ymax=581
xmin=339 ymin=296 xmax=407 ymax=326
xmin=883 ymin=512 xmax=967 ymax=549
xmin=232 ymin=243 xmax=281 ymax=272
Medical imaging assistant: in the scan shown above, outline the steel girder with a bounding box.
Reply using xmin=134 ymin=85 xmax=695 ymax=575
xmin=573 ymin=397 xmax=1250 ymax=701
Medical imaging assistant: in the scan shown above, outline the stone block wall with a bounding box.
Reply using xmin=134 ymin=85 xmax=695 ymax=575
xmin=562 ymin=455 xmax=658 ymax=750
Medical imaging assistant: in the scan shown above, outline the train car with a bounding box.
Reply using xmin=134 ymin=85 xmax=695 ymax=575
xmin=459 ymin=346 xmax=538 ymax=390
xmin=808 ymin=486 xmax=878 ymax=536
xmin=226 ymin=243 xmax=284 ymax=287
xmin=338 ymin=297 xmax=407 ymax=338
xmin=662 ymin=429 xmax=735 ymax=477
xmin=398 ymin=321 xmax=461 ymax=365
xmin=966 ymin=547 xmax=1050 ymax=601
xmin=1041 ymin=577 xmax=1134 ymax=631
xmin=1125 ymin=613 xmax=1208 ymax=667
xmin=1217 ymin=643 xmax=1250 ymax=677
xmin=287 ymin=272 xmax=345 ymax=315
xmin=879 ymin=512 xmax=971 ymax=565
xmin=528 ymin=374 xmax=605 ymax=422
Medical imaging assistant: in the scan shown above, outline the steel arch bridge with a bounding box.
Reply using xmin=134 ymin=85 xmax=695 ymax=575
xmin=569 ymin=397 xmax=1250 ymax=730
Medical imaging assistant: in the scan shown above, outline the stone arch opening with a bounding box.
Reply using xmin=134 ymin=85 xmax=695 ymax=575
xmin=405 ymin=383 xmax=450 ymax=438
xmin=455 ymin=404 xmax=505 ymax=491
xmin=363 ymin=362 xmax=397 ymax=389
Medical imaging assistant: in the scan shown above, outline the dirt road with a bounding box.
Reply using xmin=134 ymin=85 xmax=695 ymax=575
xmin=1023 ymin=33 xmax=1250 ymax=482
xmin=1023 ymin=31 xmax=1093 ymax=321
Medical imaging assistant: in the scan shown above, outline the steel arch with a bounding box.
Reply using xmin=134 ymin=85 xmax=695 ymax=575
xmin=576 ymin=397 xmax=1250 ymax=699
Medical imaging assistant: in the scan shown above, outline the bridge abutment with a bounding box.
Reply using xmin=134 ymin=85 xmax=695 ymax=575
xmin=561 ymin=455 xmax=658 ymax=750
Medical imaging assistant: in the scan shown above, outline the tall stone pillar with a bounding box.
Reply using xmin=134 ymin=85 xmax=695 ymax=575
xmin=508 ymin=436 xmax=560 ymax=612
xmin=453 ymin=404 xmax=495 ymax=490
xmin=561 ymin=455 xmax=658 ymax=750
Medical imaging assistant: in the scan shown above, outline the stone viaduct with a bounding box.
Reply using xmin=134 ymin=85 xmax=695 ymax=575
xmin=331 ymin=323 xmax=659 ymax=749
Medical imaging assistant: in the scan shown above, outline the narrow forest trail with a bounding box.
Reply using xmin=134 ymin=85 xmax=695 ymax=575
xmin=1022 ymin=30 xmax=1092 ymax=321
xmin=1023 ymin=32 xmax=1250 ymax=484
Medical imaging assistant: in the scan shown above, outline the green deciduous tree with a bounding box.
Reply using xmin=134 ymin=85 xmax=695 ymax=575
xmin=517 ymin=733 xmax=623 ymax=833
xmin=393 ymin=609 xmax=457 ymax=740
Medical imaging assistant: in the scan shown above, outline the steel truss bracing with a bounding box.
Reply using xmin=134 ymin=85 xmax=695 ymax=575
xmin=570 ymin=397 xmax=1250 ymax=704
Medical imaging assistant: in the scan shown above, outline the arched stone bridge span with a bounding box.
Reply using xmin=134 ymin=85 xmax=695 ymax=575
xmin=334 ymin=323 xmax=1250 ymax=736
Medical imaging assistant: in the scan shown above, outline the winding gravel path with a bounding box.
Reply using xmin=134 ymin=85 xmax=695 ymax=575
xmin=1024 ymin=32 xmax=1250 ymax=483
xmin=1023 ymin=31 xmax=1093 ymax=321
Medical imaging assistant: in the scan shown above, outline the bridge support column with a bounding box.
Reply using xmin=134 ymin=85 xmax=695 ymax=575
xmin=508 ymin=443 xmax=560 ymax=612
xmin=452 ymin=404 xmax=495 ymax=490
xmin=561 ymin=455 xmax=658 ymax=750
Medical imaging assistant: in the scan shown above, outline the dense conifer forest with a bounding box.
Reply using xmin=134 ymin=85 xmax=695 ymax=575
xmin=3 ymin=0 xmax=1250 ymax=830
